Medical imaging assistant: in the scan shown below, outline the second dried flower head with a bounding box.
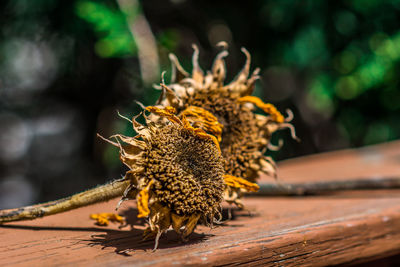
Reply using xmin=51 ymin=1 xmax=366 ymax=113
xmin=154 ymin=43 xmax=298 ymax=207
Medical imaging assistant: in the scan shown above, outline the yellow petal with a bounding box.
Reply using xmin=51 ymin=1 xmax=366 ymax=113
xmin=237 ymin=96 xmax=285 ymax=123
xmin=89 ymin=213 xmax=124 ymax=226
xmin=224 ymin=174 xmax=260 ymax=192
xmin=181 ymin=106 xmax=223 ymax=142
xmin=181 ymin=115 xmax=221 ymax=151
xmin=137 ymin=180 xmax=154 ymax=218
xmin=145 ymin=106 xmax=182 ymax=125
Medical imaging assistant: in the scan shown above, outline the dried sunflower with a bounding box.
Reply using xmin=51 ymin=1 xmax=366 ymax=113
xmin=99 ymin=106 xmax=226 ymax=249
xmin=96 ymin=105 xmax=258 ymax=248
xmin=0 ymin=104 xmax=257 ymax=249
xmin=155 ymin=43 xmax=298 ymax=207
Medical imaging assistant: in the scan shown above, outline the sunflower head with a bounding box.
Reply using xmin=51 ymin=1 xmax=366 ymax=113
xmin=155 ymin=43 xmax=298 ymax=207
xmin=102 ymin=106 xmax=225 ymax=249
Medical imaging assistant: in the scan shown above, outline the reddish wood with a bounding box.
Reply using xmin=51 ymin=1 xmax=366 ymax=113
xmin=1 ymin=141 xmax=400 ymax=266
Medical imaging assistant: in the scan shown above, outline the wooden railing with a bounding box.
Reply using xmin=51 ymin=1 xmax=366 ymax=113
xmin=1 ymin=141 xmax=400 ymax=266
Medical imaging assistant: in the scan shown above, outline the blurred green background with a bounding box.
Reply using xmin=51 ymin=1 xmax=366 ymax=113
xmin=1 ymin=0 xmax=400 ymax=208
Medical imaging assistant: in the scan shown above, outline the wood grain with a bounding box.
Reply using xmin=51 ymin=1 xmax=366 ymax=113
xmin=1 ymin=141 xmax=400 ymax=266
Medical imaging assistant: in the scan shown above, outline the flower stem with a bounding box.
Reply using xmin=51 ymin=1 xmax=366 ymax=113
xmin=254 ymin=177 xmax=400 ymax=196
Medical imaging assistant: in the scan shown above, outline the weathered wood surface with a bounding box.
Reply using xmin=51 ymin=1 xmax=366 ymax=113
xmin=1 ymin=141 xmax=400 ymax=266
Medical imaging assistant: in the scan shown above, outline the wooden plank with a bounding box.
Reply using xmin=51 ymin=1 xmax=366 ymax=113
xmin=1 ymin=141 xmax=400 ymax=266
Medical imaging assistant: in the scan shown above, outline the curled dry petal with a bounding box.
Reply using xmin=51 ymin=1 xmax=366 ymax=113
xmin=224 ymin=174 xmax=260 ymax=192
xmin=137 ymin=180 xmax=154 ymax=218
xmin=169 ymin=53 xmax=189 ymax=83
xmin=237 ymin=96 xmax=285 ymax=123
xmin=90 ymin=213 xmax=124 ymax=226
xmin=191 ymin=44 xmax=204 ymax=84
xmin=181 ymin=106 xmax=224 ymax=141
xmin=145 ymin=106 xmax=182 ymax=125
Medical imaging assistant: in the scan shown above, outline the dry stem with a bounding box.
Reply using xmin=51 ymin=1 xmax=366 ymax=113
xmin=0 ymin=179 xmax=129 ymax=223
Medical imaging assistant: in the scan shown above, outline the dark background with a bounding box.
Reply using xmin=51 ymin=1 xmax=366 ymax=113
xmin=1 ymin=0 xmax=400 ymax=208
